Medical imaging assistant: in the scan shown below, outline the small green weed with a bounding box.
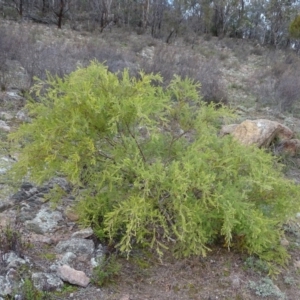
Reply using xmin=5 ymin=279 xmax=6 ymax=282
xmin=244 ymin=256 xmax=270 ymax=275
xmin=92 ymin=254 xmax=121 ymax=287
xmin=54 ymin=283 xmax=78 ymax=297
xmin=22 ymin=278 xmax=44 ymax=300
xmin=10 ymin=277 xmax=52 ymax=300
xmin=229 ymin=83 xmax=244 ymax=90
xmin=38 ymin=252 xmax=56 ymax=261
xmin=0 ymin=222 xmax=29 ymax=256
xmin=44 ymin=184 xmax=66 ymax=208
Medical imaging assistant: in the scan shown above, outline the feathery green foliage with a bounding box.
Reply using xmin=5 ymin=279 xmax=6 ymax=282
xmin=8 ymin=61 xmax=300 ymax=266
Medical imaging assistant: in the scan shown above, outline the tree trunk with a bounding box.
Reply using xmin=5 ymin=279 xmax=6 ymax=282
xmin=19 ymin=0 xmax=23 ymax=16
xmin=57 ymin=0 xmax=65 ymax=29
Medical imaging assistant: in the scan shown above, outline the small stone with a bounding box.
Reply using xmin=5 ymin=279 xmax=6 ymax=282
xmin=280 ymin=238 xmax=289 ymax=247
xmin=0 ymin=277 xmax=11 ymax=297
xmin=231 ymin=276 xmax=240 ymax=289
xmin=60 ymin=252 xmax=77 ymax=265
xmin=0 ymin=201 xmax=13 ymax=213
xmin=32 ymin=272 xmax=64 ymax=291
xmin=294 ymin=260 xmax=300 ymax=268
xmin=120 ymin=295 xmax=130 ymax=300
xmin=55 ymin=238 xmax=95 ymax=257
xmin=57 ymin=265 xmax=90 ymax=287
xmin=4 ymin=252 xmax=27 ymax=269
xmin=71 ymin=228 xmax=93 ymax=239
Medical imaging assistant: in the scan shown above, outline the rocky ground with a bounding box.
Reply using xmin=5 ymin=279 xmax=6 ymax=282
xmin=1 ymin=19 xmax=300 ymax=300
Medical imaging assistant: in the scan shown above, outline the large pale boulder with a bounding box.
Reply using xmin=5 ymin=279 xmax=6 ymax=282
xmin=222 ymin=119 xmax=294 ymax=148
xmin=276 ymin=139 xmax=300 ymax=156
xmin=220 ymin=124 xmax=238 ymax=136
xmin=57 ymin=265 xmax=90 ymax=287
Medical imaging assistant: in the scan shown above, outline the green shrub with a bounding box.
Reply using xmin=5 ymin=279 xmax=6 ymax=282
xmin=8 ymin=62 xmax=300 ymax=266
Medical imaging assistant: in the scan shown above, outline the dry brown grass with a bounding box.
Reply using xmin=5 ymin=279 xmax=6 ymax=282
xmin=0 ymin=22 xmax=133 ymax=89
xmin=0 ymin=19 xmax=229 ymax=106
xmin=252 ymin=49 xmax=300 ymax=112
xmin=140 ymin=44 xmax=228 ymax=104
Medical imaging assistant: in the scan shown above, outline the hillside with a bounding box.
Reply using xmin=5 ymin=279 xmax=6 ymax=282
xmin=1 ymin=18 xmax=300 ymax=300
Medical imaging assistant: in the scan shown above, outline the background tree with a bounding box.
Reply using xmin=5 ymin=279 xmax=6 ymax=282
xmin=289 ymin=14 xmax=300 ymax=39
xmin=289 ymin=14 xmax=300 ymax=52
xmin=52 ymin=0 xmax=71 ymax=29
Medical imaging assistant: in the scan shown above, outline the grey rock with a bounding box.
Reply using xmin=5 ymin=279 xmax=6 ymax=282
xmin=25 ymin=208 xmax=63 ymax=234
xmin=139 ymin=46 xmax=155 ymax=60
xmin=0 ymin=276 xmax=11 ymax=296
xmin=16 ymin=110 xmax=30 ymax=122
xmin=5 ymin=269 xmax=22 ymax=292
xmin=0 ymin=120 xmax=10 ymax=132
xmin=60 ymin=252 xmax=77 ymax=265
xmin=50 ymin=252 xmax=77 ymax=272
xmin=0 ymin=156 xmax=14 ymax=175
xmin=55 ymin=238 xmax=95 ymax=258
xmin=18 ymin=203 xmax=39 ymax=222
xmin=3 ymin=60 xmax=30 ymax=90
xmin=32 ymin=272 xmax=64 ymax=291
xmin=0 ymin=201 xmax=13 ymax=213
xmin=0 ymin=112 xmax=13 ymax=120
xmin=91 ymin=244 xmax=105 ymax=267
xmin=4 ymin=252 xmax=27 ymax=269
xmin=11 ymin=190 xmax=29 ymax=202
xmin=20 ymin=182 xmax=35 ymax=191
xmin=1 ymin=89 xmax=24 ymax=111
xmin=48 ymin=177 xmax=71 ymax=192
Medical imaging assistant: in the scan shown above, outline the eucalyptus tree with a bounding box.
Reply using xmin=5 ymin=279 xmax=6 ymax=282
xmin=89 ymin=0 xmax=114 ymax=31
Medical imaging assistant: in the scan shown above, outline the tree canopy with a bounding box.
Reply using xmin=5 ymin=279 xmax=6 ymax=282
xmin=1 ymin=0 xmax=300 ymax=48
